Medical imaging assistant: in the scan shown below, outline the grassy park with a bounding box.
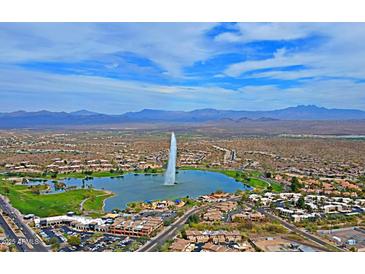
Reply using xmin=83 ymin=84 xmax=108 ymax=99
xmin=0 ymin=179 xmax=112 ymax=217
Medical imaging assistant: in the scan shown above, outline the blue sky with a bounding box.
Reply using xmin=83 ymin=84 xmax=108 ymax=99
xmin=1 ymin=23 xmax=365 ymax=113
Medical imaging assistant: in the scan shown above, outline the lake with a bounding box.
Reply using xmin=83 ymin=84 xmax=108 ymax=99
xmin=32 ymin=170 xmax=252 ymax=211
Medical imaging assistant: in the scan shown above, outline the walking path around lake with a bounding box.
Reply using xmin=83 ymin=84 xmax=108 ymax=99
xmin=79 ymin=191 xmax=114 ymax=212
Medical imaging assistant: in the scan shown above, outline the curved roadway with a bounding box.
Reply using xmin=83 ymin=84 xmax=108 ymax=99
xmin=138 ymin=206 xmax=206 ymax=252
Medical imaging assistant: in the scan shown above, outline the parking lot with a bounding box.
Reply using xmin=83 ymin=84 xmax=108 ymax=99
xmin=38 ymin=225 xmax=146 ymax=252
xmin=319 ymin=227 xmax=365 ymax=251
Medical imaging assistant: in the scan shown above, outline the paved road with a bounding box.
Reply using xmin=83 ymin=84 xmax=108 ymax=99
xmin=139 ymin=197 xmax=342 ymax=252
xmin=0 ymin=211 xmax=26 ymax=251
xmin=0 ymin=196 xmax=48 ymax=252
xmin=256 ymin=207 xmax=343 ymax=251
xmin=139 ymin=196 xmax=243 ymax=252
xmin=138 ymin=206 xmax=206 ymax=252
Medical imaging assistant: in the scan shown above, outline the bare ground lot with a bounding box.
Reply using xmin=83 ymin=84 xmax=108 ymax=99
xmin=2 ymin=119 xmax=365 ymax=136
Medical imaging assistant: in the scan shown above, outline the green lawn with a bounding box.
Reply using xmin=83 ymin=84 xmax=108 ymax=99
xmin=83 ymin=192 xmax=113 ymax=212
xmin=270 ymin=181 xmax=283 ymax=192
xmin=247 ymin=178 xmax=268 ymax=188
xmin=0 ymin=181 xmax=110 ymax=217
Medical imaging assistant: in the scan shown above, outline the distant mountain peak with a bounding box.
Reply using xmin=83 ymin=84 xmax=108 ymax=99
xmin=139 ymin=109 xmax=166 ymax=113
xmin=296 ymin=104 xmax=318 ymax=108
xmin=70 ymin=110 xmax=100 ymax=116
xmin=1 ymin=105 xmax=365 ymax=129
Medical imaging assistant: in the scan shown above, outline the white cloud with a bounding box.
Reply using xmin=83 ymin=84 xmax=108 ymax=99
xmin=1 ymin=65 xmax=365 ymax=113
xmin=215 ymin=23 xmax=315 ymax=43
xmin=1 ymin=23 xmax=365 ymax=112
xmin=0 ymin=66 xmax=238 ymax=113
xmin=225 ymin=48 xmax=314 ymax=77
xmin=0 ymin=23 xmax=217 ymax=78
xmin=237 ymin=79 xmax=365 ymax=110
xmin=222 ymin=23 xmax=365 ymax=81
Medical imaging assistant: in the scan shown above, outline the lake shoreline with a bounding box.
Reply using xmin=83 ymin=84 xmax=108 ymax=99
xmin=21 ymin=170 xmax=252 ymax=211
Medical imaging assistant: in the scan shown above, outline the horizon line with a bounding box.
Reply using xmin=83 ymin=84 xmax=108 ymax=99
xmin=1 ymin=104 xmax=364 ymax=115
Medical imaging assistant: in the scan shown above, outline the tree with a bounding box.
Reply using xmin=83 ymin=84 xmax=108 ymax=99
xmin=187 ymin=214 xmax=200 ymax=225
xmin=296 ymin=196 xmax=306 ymax=209
xmin=235 ymin=189 xmax=243 ymax=196
xmin=8 ymin=244 xmax=17 ymax=252
xmin=50 ymin=171 xmax=58 ymax=179
xmin=265 ymin=172 xmax=272 ymax=178
xmin=163 ymin=219 xmax=173 ymax=226
xmin=241 ymin=192 xmax=249 ymax=202
xmin=291 ymin=177 xmax=301 ymax=192
xmin=48 ymin=237 xmax=60 ymax=251
xmin=181 ymin=229 xmax=187 ymax=240
xmin=67 ymin=235 xmax=81 ymax=246
xmin=305 ymin=204 xmax=314 ymax=213
xmin=349 ymin=246 xmax=357 ymax=252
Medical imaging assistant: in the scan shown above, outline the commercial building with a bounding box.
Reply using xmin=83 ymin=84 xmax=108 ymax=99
xmin=109 ymin=217 xmax=163 ymax=237
xmin=185 ymin=230 xmax=242 ymax=244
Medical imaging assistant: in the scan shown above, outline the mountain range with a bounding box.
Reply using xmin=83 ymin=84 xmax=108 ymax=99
xmin=1 ymin=105 xmax=365 ymax=128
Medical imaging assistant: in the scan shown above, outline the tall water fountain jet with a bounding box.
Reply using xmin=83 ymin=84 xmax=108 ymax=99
xmin=164 ymin=132 xmax=177 ymax=185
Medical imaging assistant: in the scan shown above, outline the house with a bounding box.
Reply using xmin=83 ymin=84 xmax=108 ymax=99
xmin=214 ymin=201 xmax=237 ymax=212
xmin=249 ymin=194 xmax=261 ymax=202
xmin=276 ymin=207 xmax=294 ymax=217
xmin=291 ymin=213 xmax=319 ymax=223
xmin=185 ymin=230 xmax=209 ymax=243
xmin=323 ymin=204 xmax=341 ymax=213
xmin=185 ymin=230 xmax=242 ymax=244
xmin=203 ymin=209 xmax=223 ymax=222
xmin=169 ymin=239 xmax=191 ymax=252
xmin=222 ymin=231 xmax=242 ymax=243
xmin=231 ymin=211 xmax=265 ymax=222
xmin=246 ymin=210 xmax=264 ymax=220
xmin=102 ymin=213 xmax=119 ymax=219
xmin=201 ymin=242 xmax=237 ymax=252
